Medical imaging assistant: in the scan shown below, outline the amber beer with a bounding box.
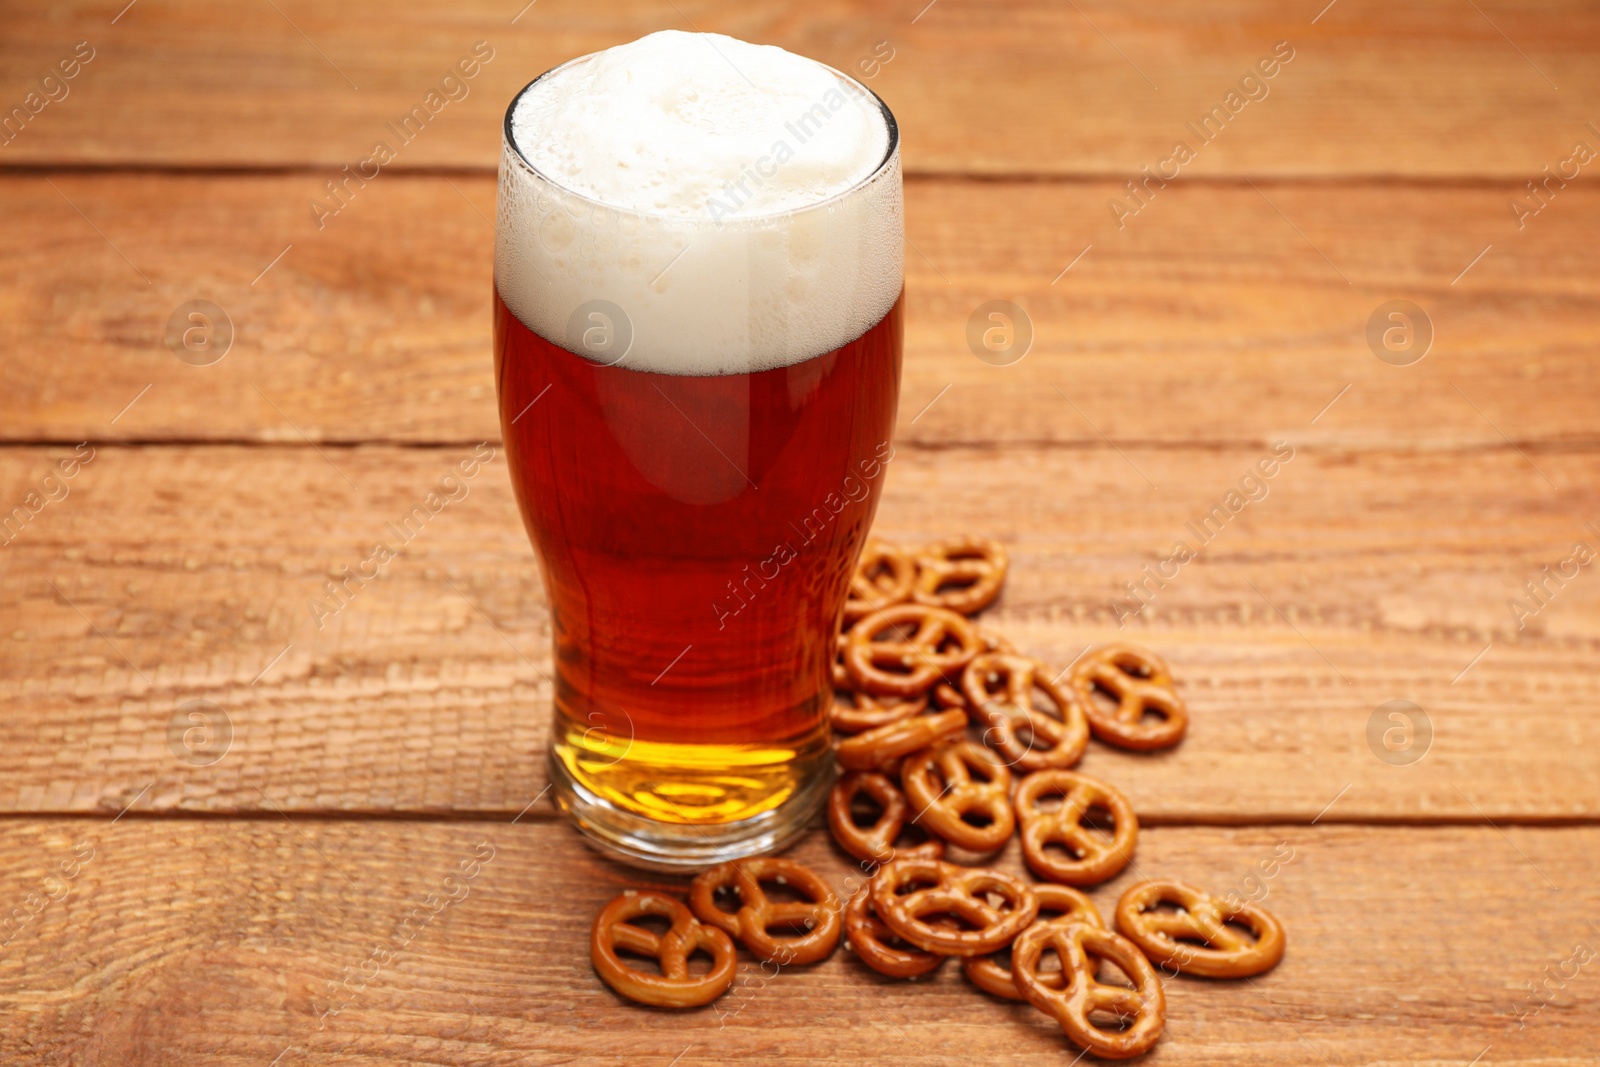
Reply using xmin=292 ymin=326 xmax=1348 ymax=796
xmin=496 ymin=295 xmax=901 ymax=828
xmin=495 ymin=32 xmax=904 ymax=866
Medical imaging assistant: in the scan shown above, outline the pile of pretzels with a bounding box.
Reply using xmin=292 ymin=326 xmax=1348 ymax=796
xmin=590 ymin=536 xmax=1285 ymax=1060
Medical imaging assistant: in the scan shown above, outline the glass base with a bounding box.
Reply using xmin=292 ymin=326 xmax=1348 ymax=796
xmin=547 ymin=747 xmax=834 ymax=872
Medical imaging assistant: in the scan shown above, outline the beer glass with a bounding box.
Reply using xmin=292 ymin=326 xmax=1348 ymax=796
xmin=494 ymin=43 xmax=903 ymax=868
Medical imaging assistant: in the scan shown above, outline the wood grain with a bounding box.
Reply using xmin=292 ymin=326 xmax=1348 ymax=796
xmin=1 ymin=0 xmax=1596 ymax=178
xmin=4 ymin=442 xmax=1597 ymax=821
xmin=3 ymin=173 xmax=1598 ymax=448
xmin=1 ymin=818 xmax=1594 ymax=1065
xmin=4 ymin=3 xmax=1596 ymax=1061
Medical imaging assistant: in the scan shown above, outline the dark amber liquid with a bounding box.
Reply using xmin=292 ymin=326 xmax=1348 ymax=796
xmin=495 ymin=290 xmax=903 ymax=825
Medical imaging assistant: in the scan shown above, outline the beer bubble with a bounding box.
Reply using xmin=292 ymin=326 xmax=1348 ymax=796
xmin=167 ymin=698 xmax=234 ymax=767
xmin=967 ymin=300 xmax=1033 ymax=366
xmin=164 ymin=300 xmax=233 ymax=366
xmin=540 ymin=211 xmax=576 ymax=252
xmin=1366 ymin=299 xmax=1432 ymax=366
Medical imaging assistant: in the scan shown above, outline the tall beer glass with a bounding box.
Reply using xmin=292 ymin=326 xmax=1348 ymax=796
xmin=494 ymin=33 xmax=903 ymax=868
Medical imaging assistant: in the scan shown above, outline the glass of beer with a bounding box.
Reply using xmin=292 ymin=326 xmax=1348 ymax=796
xmin=494 ymin=31 xmax=903 ymax=868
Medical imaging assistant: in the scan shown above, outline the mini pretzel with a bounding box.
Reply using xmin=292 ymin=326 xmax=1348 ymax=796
xmin=963 ymin=654 xmax=1089 ymax=772
xmin=963 ymin=884 xmax=1103 ymax=1000
xmin=935 ymin=631 xmax=1013 ymax=713
xmin=828 ymin=771 xmax=945 ymax=864
xmin=843 ymin=539 xmax=917 ymax=623
xmin=1012 ymin=921 xmax=1166 ymax=1059
xmin=1014 ymin=770 xmax=1138 ymax=887
xmin=845 ymin=604 xmax=983 ymax=697
xmin=830 ymin=689 xmax=929 ymax=735
xmin=978 ymin=628 xmax=1016 ymax=654
xmin=689 ymin=858 xmax=841 ymax=965
xmin=1115 ymin=879 xmax=1286 ymax=978
xmin=835 ymin=709 xmax=967 ymax=772
xmin=900 ymin=740 xmax=1015 ymax=853
xmin=843 ymin=884 xmax=946 ymax=979
xmin=1070 ymin=644 xmax=1188 ymax=751
xmin=911 ymin=537 xmax=1009 ymax=615
xmin=870 ymin=858 xmax=1038 ymax=957
xmin=591 ymin=891 xmax=737 ymax=1008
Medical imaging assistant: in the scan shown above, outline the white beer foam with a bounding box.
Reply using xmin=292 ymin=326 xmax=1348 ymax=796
xmin=497 ymin=30 xmax=902 ymax=376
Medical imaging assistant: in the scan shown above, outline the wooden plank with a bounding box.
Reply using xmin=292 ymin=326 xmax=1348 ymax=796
xmin=3 ymin=173 xmax=1598 ymax=448
xmin=3 ymin=442 xmax=1597 ymax=820
xmin=0 ymin=818 xmax=1594 ymax=1064
xmin=1 ymin=1 xmax=1596 ymax=178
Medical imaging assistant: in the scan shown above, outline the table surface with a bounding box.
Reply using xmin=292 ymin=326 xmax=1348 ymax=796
xmin=3 ymin=2 xmax=1598 ymax=1064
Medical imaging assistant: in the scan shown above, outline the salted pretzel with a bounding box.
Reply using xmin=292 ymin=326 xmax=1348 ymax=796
xmin=935 ymin=630 xmax=1014 ymax=713
xmin=1115 ymin=879 xmax=1286 ymax=978
xmin=830 ymin=688 xmax=929 ymax=735
xmin=1014 ymin=770 xmax=1139 ymax=887
xmin=835 ymin=708 xmax=967 ymax=772
xmin=869 ymin=857 xmax=1038 ymax=957
xmin=689 ymin=858 xmax=841 ymax=965
xmin=842 ymin=884 xmax=947 ymax=979
xmin=843 ymin=539 xmax=917 ymax=623
xmin=828 ymin=771 xmax=945 ymax=864
xmin=911 ymin=536 xmax=1009 ymax=615
xmin=900 ymin=740 xmax=1015 ymax=853
xmin=845 ymin=604 xmax=983 ymax=697
xmin=1070 ymin=643 xmax=1188 ymax=751
xmin=963 ymin=654 xmax=1090 ymax=771
xmin=590 ymin=891 xmax=737 ymax=1008
xmin=1012 ymin=921 xmax=1167 ymax=1059
xmin=962 ymin=884 xmax=1103 ymax=1000
xmin=978 ymin=628 xmax=1017 ymax=654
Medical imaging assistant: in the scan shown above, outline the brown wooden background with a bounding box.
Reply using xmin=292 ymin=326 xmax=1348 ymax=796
xmin=2 ymin=1 xmax=1597 ymax=1063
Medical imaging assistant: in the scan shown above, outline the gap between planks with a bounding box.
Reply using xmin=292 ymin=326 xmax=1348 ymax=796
xmin=4 ymin=439 xmax=1600 ymax=456
xmin=0 ymin=163 xmax=1559 ymax=191
xmin=7 ymin=810 xmax=1600 ymax=828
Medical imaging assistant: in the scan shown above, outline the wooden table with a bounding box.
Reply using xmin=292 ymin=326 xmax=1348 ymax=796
xmin=3 ymin=2 xmax=1598 ymax=1063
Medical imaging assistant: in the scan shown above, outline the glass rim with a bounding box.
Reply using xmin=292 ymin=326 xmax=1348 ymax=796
xmin=500 ymin=48 xmax=901 ymax=226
